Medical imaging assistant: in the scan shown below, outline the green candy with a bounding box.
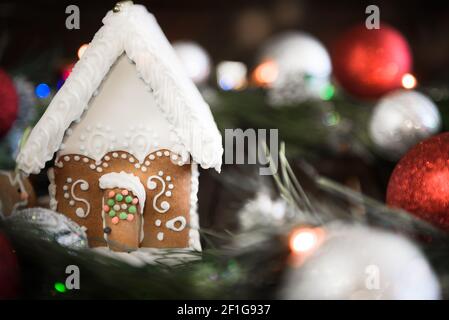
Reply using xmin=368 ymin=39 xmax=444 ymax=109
xmin=125 ymin=195 xmax=133 ymax=203
xmin=119 ymin=212 xmax=128 ymax=220
xmin=109 ymin=210 xmax=116 ymax=217
xmin=128 ymin=205 xmax=137 ymax=214
xmin=107 ymin=199 xmax=115 ymax=206
xmin=115 ymin=194 xmax=124 ymax=202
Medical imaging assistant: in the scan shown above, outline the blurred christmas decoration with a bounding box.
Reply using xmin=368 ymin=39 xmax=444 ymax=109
xmin=238 ymin=189 xmax=288 ymax=230
xmin=0 ymin=69 xmax=19 ymax=138
xmin=8 ymin=208 xmax=88 ymax=249
xmin=268 ymin=70 xmax=335 ymax=106
xmin=288 ymin=226 xmax=325 ymax=257
xmin=61 ymin=63 xmax=75 ymax=81
xmin=172 ymin=41 xmax=211 ymax=84
xmin=252 ymin=59 xmax=279 ymax=87
xmin=0 ymin=232 xmax=20 ymax=299
xmin=369 ymin=90 xmax=441 ymax=159
xmin=387 ymin=132 xmax=449 ymax=230
xmin=256 ymin=31 xmax=332 ymax=105
xmin=77 ymin=43 xmax=89 ymax=59
xmin=35 ymin=83 xmax=51 ymax=99
xmin=0 ymin=171 xmax=36 ymax=217
xmin=7 ymin=77 xmax=37 ymax=157
xmin=233 ymin=7 xmax=272 ymax=50
xmin=216 ymin=61 xmax=247 ymax=91
xmin=281 ymin=223 xmax=440 ymax=300
xmin=332 ymin=24 xmax=412 ymax=99
xmin=401 ymin=73 xmax=417 ymax=90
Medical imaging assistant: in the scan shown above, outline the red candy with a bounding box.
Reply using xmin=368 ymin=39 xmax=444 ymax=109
xmin=103 ymin=205 xmax=110 ymax=212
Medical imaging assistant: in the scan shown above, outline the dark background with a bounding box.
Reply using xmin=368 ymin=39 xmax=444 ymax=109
xmin=1 ymin=0 xmax=449 ymax=84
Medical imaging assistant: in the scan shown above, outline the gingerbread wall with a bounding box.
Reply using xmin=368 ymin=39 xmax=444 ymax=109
xmin=52 ymin=149 xmax=192 ymax=249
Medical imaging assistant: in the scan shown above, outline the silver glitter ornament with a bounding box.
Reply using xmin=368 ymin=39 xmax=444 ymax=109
xmin=369 ymin=90 xmax=441 ymax=160
xmin=9 ymin=208 xmax=88 ymax=249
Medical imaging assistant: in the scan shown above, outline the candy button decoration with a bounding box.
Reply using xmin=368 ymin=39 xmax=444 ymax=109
xmin=128 ymin=205 xmax=137 ymax=214
xmin=119 ymin=212 xmax=128 ymax=220
xmin=115 ymin=194 xmax=123 ymax=202
xmin=125 ymin=196 xmax=133 ymax=203
xmin=111 ymin=217 xmax=119 ymax=224
xmin=107 ymin=199 xmax=115 ymax=206
xmin=109 ymin=210 xmax=116 ymax=217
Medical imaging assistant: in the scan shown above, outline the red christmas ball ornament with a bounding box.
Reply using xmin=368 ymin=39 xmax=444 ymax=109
xmin=0 ymin=232 xmax=20 ymax=299
xmin=387 ymin=133 xmax=449 ymax=230
xmin=332 ymin=24 xmax=412 ymax=99
xmin=0 ymin=69 xmax=19 ymax=138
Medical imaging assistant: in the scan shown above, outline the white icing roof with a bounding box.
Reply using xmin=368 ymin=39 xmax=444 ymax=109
xmin=16 ymin=3 xmax=223 ymax=175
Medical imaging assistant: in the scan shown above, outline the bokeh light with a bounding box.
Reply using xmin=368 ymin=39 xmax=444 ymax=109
xmin=54 ymin=282 xmax=66 ymax=293
xmin=252 ymin=60 xmax=279 ymax=87
xmin=401 ymin=73 xmax=417 ymax=89
xmin=62 ymin=63 xmax=75 ymax=81
xmin=217 ymin=61 xmax=247 ymax=91
xmin=77 ymin=43 xmax=89 ymax=59
xmin=320 ymin=84 xmax=335 ymax=100
xmin=289 ymin=227 xmax=324 ymax=255
xmin=35 ymin=83 xmax=51 ymax=99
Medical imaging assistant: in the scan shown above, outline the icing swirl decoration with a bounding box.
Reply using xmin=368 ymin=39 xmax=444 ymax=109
xmin=146 ymin=175 xmax=170 ymax=213
xmin=166 ymin=216 xmax=186 ymax=232
xmin=88 ymin=132 xmax=110 ymax=159
xmin=71 ymin=179 xmax=91 ymax=218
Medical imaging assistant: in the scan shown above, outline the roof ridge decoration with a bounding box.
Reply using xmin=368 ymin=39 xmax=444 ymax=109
xmin=16 ymin=4 xmax=223 ymax=175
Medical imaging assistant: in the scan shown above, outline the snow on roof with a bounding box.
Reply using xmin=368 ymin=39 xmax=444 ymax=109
xmin=17 ymin=3 xmax=222 ymax=175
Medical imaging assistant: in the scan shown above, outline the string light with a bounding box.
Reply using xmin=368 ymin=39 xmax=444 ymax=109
xmin=54 ymin=282 xmax=66 ymax=293
xmin=320 ymin=84 xmax=335 ymax=101
xmin=35 ymin=83 xmax=51 ymax=99
xmin=62 ymin=63 xmax=75 ymax=81
xmin=77 ymin=43 xmax=89 ymax=59
xmin=217 ymin=61 xmax=247 ymax=91
xmin=401 ymin=73 xmax=417 ymax=89
xmin=252 ymin=60 xmax=278 ymax=87
xmin=289 ymin=227 xmax=324 ymax=255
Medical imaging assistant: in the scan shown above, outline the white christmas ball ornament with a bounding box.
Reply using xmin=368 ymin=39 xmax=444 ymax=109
xmin=369 ymin=90 xmax=441 ymax=159
xmin=257 ymin=31 xmax=332 ymax=104
xmin=258 ymin=31 xmax=331 ymax=79
xmin=172 ymin=41 xmax=211 ymax=84
xmin=281 ymin=223 xmax=440 ymax=300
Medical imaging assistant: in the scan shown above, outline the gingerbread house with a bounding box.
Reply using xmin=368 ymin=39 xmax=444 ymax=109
xmin=16 ymin=2 xmax=222 ymax=253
